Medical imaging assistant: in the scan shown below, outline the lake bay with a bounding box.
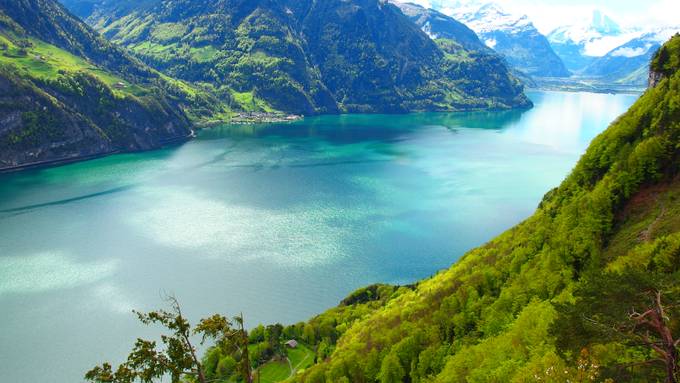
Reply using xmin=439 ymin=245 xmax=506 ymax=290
xmin=0 ymin=91 xmax=638 ymax=382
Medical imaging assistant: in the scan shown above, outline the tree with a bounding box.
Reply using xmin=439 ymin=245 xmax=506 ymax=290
xmin=629 ymin=290 xmax=679 ymax=383
xmin=655 ymin=46 xmax=671 ymax=73
xmin=555 ymin=269 xmax=679 ymax=382
xmin=378 ymin=352 xmax=405 ymax=383
xmin=85 ymin=297 xmax=252 ymax=383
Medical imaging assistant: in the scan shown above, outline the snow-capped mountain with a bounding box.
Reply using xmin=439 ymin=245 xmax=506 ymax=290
xmin=392 ymin=1 xmax=489 ymax=52
xmin=547 ymin=10 xmax=638 ymax=73
xmin=584 ymin=27 xmax=680 ymax=85
xmin=449 ymin=2 xmax=570 ymax=78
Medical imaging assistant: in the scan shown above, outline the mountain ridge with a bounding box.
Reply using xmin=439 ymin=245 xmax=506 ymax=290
xmin=59 ymin=0 xmax=532 ymax=114
xmin=0 ymin=0 xmax=225 ymax=170
xmin=446 ymin=2 xmax=570 ymax=78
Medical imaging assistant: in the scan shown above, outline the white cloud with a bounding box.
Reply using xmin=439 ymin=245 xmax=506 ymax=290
xmin=583 ymin=33 xmax=643 ymax=56
xmin=610 ymin=45 xmax=650 ymax=57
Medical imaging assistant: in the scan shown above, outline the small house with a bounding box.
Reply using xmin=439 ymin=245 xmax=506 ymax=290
xmin=284 ymin=339 xmax=298 ymax=349
xmin=114 ymin=82 xmax=126 ymax=89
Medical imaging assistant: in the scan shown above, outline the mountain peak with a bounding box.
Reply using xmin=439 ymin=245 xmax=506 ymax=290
xmin=452 ymin=2 xmax=533 ymax=33
xmin=591 ymin=9 xmax=621 ymax=35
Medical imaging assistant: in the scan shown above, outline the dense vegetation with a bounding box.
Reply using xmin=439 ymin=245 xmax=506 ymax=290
xmin=0 ymin=0 xmax=231 ymax=169
xmin=61 ymin=0 xmax=531 ymax=114
xmin=287 ymin=35 xmax=680 ymax=383
xmin=86 ymin=36 xmax=680 ymax=383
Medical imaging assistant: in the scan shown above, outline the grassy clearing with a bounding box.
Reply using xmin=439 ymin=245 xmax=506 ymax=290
xmin=0 ymin=33 xmax=147 ymax=97
xmin=231 ymin=90 xmax=275 ymax=113
xmin=190 ymin=45 xmax=219 ymax=63
xmin=150 ymin=22 xmax=187 ymax=42
xmin=255 ymin=345 xmax=314 ymax=383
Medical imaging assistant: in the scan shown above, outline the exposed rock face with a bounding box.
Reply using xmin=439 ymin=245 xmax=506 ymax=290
xmin=649 ymin=68 xmax=664 ymax=88
xmin=391 ymin=1 xmax=489 ymax=52
xmin=0 ymin=69 xmax=191 ymax=170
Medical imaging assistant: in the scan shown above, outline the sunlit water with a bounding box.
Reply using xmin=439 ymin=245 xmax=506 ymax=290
xmin=0 ymin=91 xmax=637 ymax=382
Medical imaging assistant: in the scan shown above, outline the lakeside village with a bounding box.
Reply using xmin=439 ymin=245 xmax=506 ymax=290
xmin=230 ymin=111 xmax=303 ymax=124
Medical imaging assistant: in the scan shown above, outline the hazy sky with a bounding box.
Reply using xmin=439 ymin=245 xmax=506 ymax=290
xmin=407 ymin=0 xmax=680 ymax=33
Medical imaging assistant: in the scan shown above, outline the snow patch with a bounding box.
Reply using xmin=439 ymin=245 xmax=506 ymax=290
xmin=421 ymin=22 xmax=439 ymax=40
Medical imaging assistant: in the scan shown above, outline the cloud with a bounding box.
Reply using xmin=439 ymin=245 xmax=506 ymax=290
xmin=610 ymin=45 xmax=651 ymax=58
xmin=583 ymin=33 xmax=643 ymax=56
xmin=92 ymin=283 xmax=137 ymax=314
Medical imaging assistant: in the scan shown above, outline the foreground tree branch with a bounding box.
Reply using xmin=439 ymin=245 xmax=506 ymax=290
xmin=85 ymin=297 xmax=252 ymax=383
xmin=628 ymin=290 xmax=679 ymax=383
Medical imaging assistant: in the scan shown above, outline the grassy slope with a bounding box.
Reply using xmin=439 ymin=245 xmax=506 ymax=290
xmin=257 ymin=345 xmax=315 ymax=383
xmin=0 ymin=33 xmax=148 ymax=97
xmin=0 ymin=0 xmax=230 ymax=124
xmin=285 ymin=35 xmax=680 ymax=383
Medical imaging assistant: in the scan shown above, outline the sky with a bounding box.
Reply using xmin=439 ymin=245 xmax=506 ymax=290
xmin=406 ymin=0 xmax=680 ymax=34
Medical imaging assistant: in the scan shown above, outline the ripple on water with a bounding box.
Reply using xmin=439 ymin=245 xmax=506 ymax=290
xmin=125 ymin=187 xmax=379 ymax=267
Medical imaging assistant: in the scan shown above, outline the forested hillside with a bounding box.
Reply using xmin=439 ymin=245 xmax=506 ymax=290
xmin=60 ymin=0 xmax=531 ymax=114
xmin=0 ymin=0 xmax=226 ymax=170
xmin=287 ymin=34 xmax=680 ymax=382
xmin=85 ymin=35 xmax=680 ymax=383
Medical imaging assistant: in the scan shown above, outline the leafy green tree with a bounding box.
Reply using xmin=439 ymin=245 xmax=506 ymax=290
xmin=85 ymin=297 xmax=252 ymax=383
xmin=378 ymin=352 xmax=405 ymax=383
xmin=556 ymin=269 xmax=680 ymax=382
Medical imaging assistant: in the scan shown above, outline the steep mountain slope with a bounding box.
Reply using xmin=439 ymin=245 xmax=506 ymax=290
xmin=393 ymin=2 xmax=537 ymax=98
xmin=0 ymin=0 xmax=224 ymax=170
xmin=584 ymin=28 xmax=680 ymax=86
xmin=393 ymin=1 xmax=489 ymax=52
xmin=450 ymin=2 xmax=569 ymax=78
xmin=273 ymin=35 xmax=680 ymax=382
xmin=60 ymin=0 xmax=531 ymax=114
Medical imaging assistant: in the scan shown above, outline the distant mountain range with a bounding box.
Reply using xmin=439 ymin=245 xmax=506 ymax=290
xmin=448 ymin=2 xmax=570 ymax=78
xmin=547 ymin=10 xmax=628 ymax=72
xmin=548 ymin=10 xmax=679 ymax=86
xmin=583 ymin=27 xmax=680 ymax=85
xmin=419 ymin=1 xmax=677 ymax=88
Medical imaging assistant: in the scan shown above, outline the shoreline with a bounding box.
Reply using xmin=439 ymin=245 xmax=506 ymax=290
xmin=0 ymin=131 xmax=195 ymax=174
xmin=0 ymin=88 xmax=638 ymax=174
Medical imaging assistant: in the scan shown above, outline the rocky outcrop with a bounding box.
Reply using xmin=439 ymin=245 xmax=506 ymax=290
xmin=0 ymin=68 xmax=191 ymax=171
xmin=649 ymin=68 xmax=664 ymax=88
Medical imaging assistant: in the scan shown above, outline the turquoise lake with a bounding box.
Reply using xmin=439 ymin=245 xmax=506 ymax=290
xmin=0 ymin=91 xmax=638 ymax=382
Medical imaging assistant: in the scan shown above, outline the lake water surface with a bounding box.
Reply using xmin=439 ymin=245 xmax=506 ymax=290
xmin=0 ymin=91 xmax=638 ymax=382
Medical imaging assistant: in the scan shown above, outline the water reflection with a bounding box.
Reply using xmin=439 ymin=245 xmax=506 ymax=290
xmin=200 ymin=108 xmax=527 ymax=143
